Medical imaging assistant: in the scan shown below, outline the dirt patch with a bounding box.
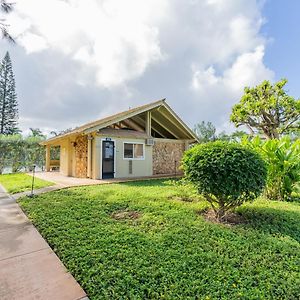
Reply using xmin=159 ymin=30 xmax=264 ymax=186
xmin=200 ymin=209 xmax=246 ymax=226
xmin=111 ymin=210 xmax=141 ymax=220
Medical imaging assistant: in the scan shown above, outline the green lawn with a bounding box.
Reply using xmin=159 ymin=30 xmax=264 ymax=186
xmin=0 ymin=173 xmax=54 ymax=194
xmin=19 ymin=179 xmax=300 ymax=299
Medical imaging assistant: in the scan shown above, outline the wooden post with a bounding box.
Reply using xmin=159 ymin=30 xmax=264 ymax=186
xmin=46 ymin=145 xmax=51 ymax=172
xmin=184 ymin=140 xmax=189 ymax=150
xmin=146 ymin=111 xmax=151 ymax=136
xmin=87 ymin=135 xmax=92 ymax=178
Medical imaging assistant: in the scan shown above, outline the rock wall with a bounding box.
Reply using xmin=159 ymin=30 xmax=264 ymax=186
xmin=152 ymin=141 xmax=186 ymax=175
xmin=75 ymin=135 xmax=88 ymax=178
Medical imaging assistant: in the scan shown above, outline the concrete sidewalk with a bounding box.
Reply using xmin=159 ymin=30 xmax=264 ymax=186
xmin=0 ymin=185 xmax=88 ymax=300
xmin=32 ymin=171 xmax=178 ymax=189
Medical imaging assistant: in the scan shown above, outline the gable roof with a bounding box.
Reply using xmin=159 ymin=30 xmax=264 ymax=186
xmin=42 ymin=98 xmax=198 ymax=144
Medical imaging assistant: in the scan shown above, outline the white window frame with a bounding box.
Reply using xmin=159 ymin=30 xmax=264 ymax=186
xmin=123 ymin=142 xmax=145 ymax=160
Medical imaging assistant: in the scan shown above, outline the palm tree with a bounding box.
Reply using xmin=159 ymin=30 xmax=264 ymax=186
xmin=0 ymin=0 xmax=14 ymax=42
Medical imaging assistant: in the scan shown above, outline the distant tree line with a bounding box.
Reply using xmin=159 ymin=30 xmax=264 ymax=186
xmin=193 ymin=121 xmax=248 ymax=143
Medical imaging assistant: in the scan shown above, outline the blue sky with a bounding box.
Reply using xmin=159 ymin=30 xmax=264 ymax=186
xmin=262 ymin=0 xmax=300 ymax=97
xmin=0 ymin=0 xmax=298 ymax=134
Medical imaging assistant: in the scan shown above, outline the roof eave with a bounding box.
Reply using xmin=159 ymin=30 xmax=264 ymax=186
xmin=83 ymin=99 xmax=165 ymax=134
xmin=40 ymin=132 xmax=79 ymax=145
xmin=161 ymin=102 xmax=199 ymax=142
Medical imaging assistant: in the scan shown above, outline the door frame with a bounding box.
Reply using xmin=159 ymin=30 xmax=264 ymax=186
xmin=100 ymin=138 xmax=116 ymax=179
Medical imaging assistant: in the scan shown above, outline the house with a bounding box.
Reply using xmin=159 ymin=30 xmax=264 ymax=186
xmin=41 ymin=99 xmax=198 ymax=179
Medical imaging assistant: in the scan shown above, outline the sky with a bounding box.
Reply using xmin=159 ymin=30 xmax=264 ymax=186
xmin=0 ymin=0 xmax=299 ymax=135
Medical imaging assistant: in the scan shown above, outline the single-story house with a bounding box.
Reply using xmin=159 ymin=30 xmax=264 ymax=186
xmin=41 ymin=99 xmax=198 ymax=179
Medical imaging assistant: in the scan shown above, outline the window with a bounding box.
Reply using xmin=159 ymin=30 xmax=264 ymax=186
xmin=123 ymin=143 xmax=144 ymax=159
xmin=124 ymin=143 xmax=133 ymax=158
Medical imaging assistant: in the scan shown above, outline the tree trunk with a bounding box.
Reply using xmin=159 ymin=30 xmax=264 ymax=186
xmin=216 ymin=201 xmax=226 ymax=221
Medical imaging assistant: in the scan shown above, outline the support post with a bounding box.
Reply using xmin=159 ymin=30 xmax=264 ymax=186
xmin=87 ymin=135 xmax=93 ymax=178
xmin=46 ymin=145 xmax=51 ymax=172
xmin=146 ymin=111 xmax=151 ymax=136
xmin=184 ymin=140 xmax=189 ymax=150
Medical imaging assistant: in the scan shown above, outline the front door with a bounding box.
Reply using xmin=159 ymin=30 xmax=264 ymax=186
xmin=102 ymin=140 xmax=115 ymax=179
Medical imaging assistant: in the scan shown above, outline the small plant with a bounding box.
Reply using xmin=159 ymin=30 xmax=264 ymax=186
xmin=241 ymin=136 xmax=300 ymax=201
xmin=182 ymin=141 xmax=267 ymax=220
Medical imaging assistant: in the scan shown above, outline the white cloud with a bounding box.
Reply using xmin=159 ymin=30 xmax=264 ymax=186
xmin=192 ymin=66 xmax=219 ymax=91
xmin=8 ymin=0 xmax=168 ymax=87
xmin=2 ymin=0 xmax=274 ymax=133
xmin=192 ymin=46 xmax=273 ymax=93
xmin=191 ymin=45 xmax=274 ymax=131
xmin=18 ymin=32 xmax=48 ymax=53
xmin=224 ymin=45 xmax=274 ymax=91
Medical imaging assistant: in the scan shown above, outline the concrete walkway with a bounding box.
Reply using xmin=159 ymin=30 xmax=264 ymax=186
xmin=32 ymin=171 xmax=177 ymax=189
xmin=0 ymin=185 xmax=88 ymax=300
xmin=33 ymin=171 xmax=107 ymax=187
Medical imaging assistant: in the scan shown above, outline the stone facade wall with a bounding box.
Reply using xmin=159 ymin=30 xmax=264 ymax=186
xmin=75 ymin=135 xmax=88 ymax=178
xmin=152 ymin=141 xmax=186 ymax=175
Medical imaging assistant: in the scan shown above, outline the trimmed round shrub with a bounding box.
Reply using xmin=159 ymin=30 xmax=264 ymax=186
xmin=182 ymin=141 xmax=267 ymax=220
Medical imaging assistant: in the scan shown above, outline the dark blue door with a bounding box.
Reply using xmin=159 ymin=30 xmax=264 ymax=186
xmin=102 ymin=141 xmax=114 ymax=179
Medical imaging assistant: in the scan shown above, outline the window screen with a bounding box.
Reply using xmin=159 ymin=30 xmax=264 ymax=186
xmin=134 ymin=144 xmax=144 ymax=158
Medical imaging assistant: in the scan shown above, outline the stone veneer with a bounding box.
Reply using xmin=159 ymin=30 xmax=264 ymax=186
xmin=152 ymin=141 xmax=186 ymax=175
xmin=75 ymin=135 xmax=88 ymax=178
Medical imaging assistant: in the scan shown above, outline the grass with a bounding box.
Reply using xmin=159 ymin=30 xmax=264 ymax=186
xmin=19 ymin=179 xmax=300 ymax=299
xmin=0 ymin=173 xmax=54 ymax=194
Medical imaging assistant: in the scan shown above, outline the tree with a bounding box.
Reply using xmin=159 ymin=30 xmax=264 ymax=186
xmin=230 ymin=79 xmax=300 ymax=139
xmin=182 ymin=141 xmax=267 ymax=220
xmin=50 ymin=128 xmax=73 ymax=137
xmin=194 ymin=120 xmax=248 ymax=143
xmin=0 ymin=133 xmax=46 ymax=174
xmin=217 ymin=130 xmax=248 ymax=142
xmin=0 ymin=51 xmax=18 ymax=134
xmin=193 ymin=121 xmax=216 ymax=142
xmin=29 ymin=128 xmax=46 ymax=138
xmin=0 ymin=133 xmax=11 ymax=173
xmin=0 ymin=0 xmax=14 ymax=42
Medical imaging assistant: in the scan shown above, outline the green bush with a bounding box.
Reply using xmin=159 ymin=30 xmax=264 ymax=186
xmin=182 ymin=141 xmax=267 ymax=219
xmin=0 ymin=134 xmax=45 ymax=173
xmin=241 ymin=136 xmax=300 ymax=201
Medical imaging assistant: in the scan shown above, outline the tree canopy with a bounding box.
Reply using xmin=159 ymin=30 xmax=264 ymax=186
xmin=193 ymin=121 xmax=248 ymax=143
xmin=230 ymin=79 xmax=300 ymax=139
xmin=193 ymin=121 xmax=216 ymax=142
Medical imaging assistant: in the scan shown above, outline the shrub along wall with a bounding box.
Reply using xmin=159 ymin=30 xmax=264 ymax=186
xmin=0 ymin=134 xmax=45 ymax=174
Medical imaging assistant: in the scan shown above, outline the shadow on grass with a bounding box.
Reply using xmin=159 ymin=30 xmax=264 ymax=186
xmin=238 ymin=203 xmax=300 ymax=243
